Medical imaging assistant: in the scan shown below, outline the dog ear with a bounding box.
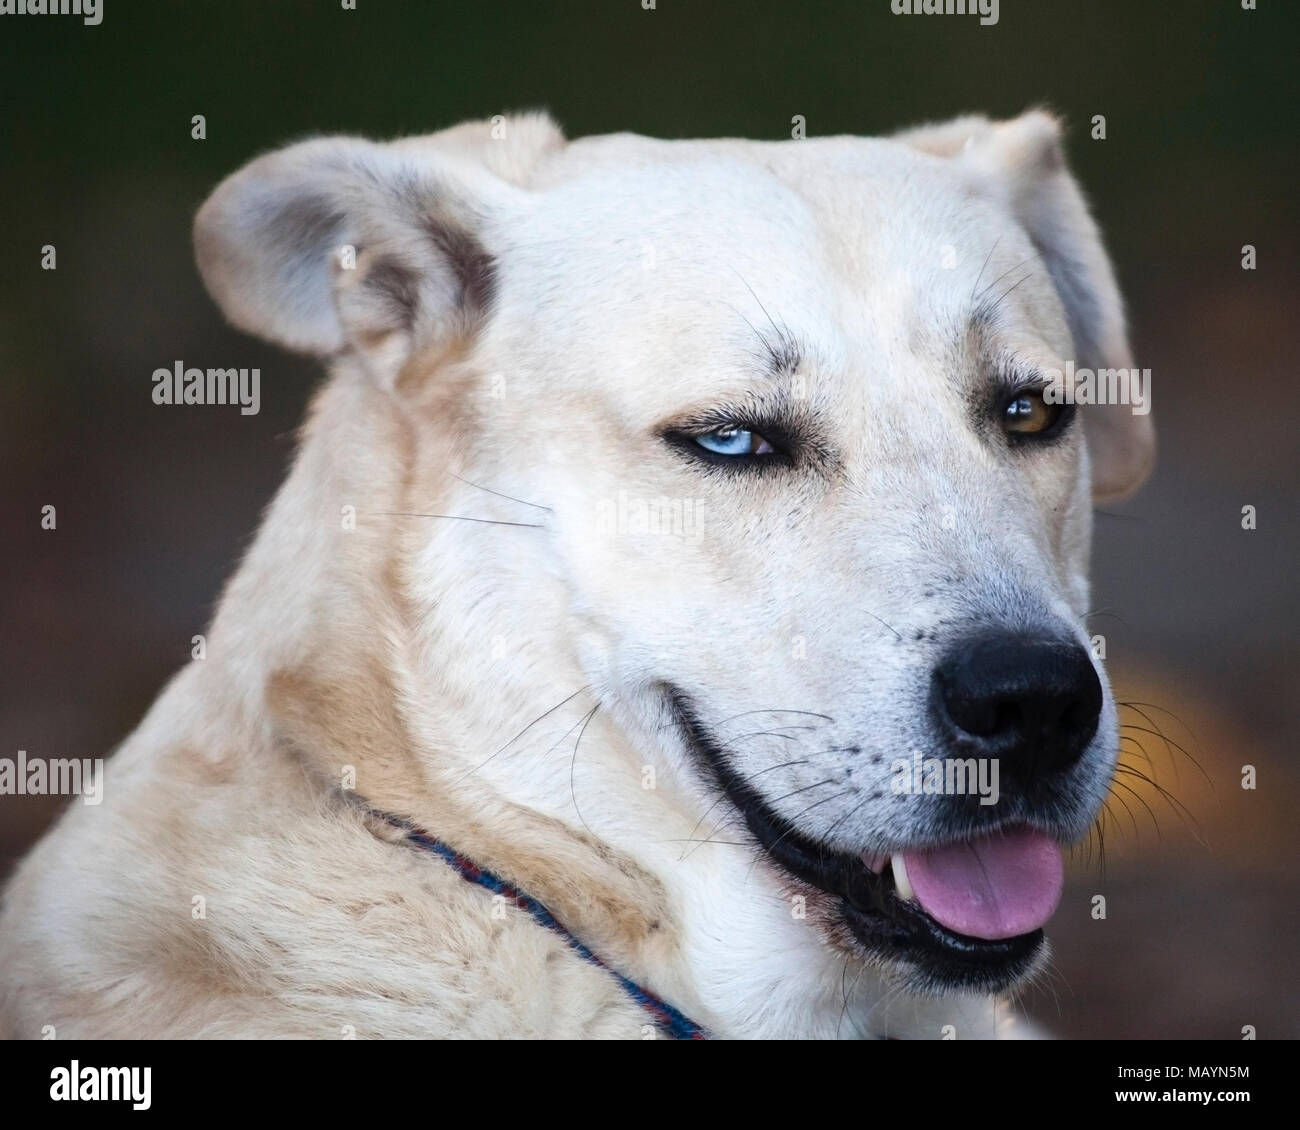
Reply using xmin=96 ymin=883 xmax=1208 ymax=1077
xmin=898 ymin=111 xmax=1155 ymax=502
xmin=193 ymin=113 xmax=563 ymax=382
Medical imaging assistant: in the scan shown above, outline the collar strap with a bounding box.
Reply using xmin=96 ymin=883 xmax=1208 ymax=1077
xmin=372 ymin=808 xmax=710 ymax=1040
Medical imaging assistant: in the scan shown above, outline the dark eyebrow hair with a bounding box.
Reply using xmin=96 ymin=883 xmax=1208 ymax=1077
xmin=724 ymin=304 xmax=805 ymax=380
xmin=973 ymin=333 xmax=1050 ymax=393
xmin=958 ymin=311 xmax=1056 ymax=433
xmin=756 ymin=321 xmax=803 ymax=378
xmin=727 ymin=274 xmax=805 ymax=379
xmin=962 ymin=250 xmax=1041 ymax=359
xmin=965 ymin=306 xmax=1032 ymax=382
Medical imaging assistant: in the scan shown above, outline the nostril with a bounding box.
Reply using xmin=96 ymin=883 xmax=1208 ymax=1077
xmin=1062 ymin=698 xmax=1093 ymax=733
xmin=943 ymin=690 xmax=1016 ymax=738
xmin=990 ymin=698 xmax=1024 ymax=738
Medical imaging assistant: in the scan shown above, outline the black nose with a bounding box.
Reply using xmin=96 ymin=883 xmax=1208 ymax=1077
xmin=933 ymin=634 xmax=1103 ymax=776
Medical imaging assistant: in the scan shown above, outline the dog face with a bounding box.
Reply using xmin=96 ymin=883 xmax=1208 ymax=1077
xmin=196 ymin=112 xmax=1153 ymax=1002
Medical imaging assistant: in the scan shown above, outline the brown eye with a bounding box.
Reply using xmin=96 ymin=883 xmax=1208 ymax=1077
xmin=1002 ymin=389 xmax=1061 ymax=437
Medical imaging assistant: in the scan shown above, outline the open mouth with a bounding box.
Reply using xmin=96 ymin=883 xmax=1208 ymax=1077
xmin=757 ymin=812 xmax=1062 ymax=994
xmin=667 ymin=689 xmax=1064 ymax=993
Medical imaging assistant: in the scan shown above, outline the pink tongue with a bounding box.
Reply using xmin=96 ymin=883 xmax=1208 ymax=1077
xmin=902 ymin=827 xmax=1063 ymax=940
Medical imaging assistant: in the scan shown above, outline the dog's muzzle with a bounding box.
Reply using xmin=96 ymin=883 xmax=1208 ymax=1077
xmin=667 ymin=640 xmax=1106 ymax=993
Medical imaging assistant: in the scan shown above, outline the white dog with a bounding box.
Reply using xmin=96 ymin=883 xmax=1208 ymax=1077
xmin=0 ymin=111 xmax=1152 ymax=1039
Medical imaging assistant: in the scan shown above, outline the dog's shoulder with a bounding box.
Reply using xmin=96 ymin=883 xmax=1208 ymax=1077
xmin=0 ymin=721 xmax=644 ymax=1038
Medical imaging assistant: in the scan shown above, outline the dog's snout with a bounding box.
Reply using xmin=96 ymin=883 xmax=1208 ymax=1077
xmin=933 ymin=635 xmax=1103 ymax=776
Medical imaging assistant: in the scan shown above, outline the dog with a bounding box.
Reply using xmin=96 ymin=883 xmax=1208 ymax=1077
xmin=0 ymin=110 xmax=1153 ymax=1039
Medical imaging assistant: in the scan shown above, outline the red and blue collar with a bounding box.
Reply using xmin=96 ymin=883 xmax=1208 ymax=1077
xmin=373 ymin=809 xmax=710 ymax=1040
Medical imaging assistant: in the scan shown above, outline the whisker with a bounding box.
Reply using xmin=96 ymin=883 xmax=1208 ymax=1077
xmin=732 ymin=270 xmax=802 ymax=374
xmin=1083 ymin=608 xmax=1129 ymax=626
xmin=758 ymin=789 xmax=853 ymax=857
xmin=1119 ymin=717 xmax=1212 ymax=785
xmin=969 ymin=236 xmax=1003 ymax=305
xmin=973 ymin=254 xmax=1036 ymax=307
xmin=655 ymin=707 xmax=834 ymax=734
xmin=1105 ymin=781 xmax=1141 ymax=839
xmin=568 ymin=704 xmax=601 ymax=838
xmin=981 ymin=270 xmax=1035 ymax=316
xmin=865 ymin=611 xmax=903 ymax=641
xmin=1016 ymin=949 xmax=1070 ymax=1025
xmin=449 ymin=686 xmax=589 ymax=786
xmin=677 ymin=759 xmax=811 ymax=862
xmin=734 ymin=726 xmax=819 ymax=740
xmin=837 ymin=957 xmax=870 ymax=1040
xmin=447 ymin=470 xmax=552 ymax=512
xmin=1117 ymin=699 xmax=1198 ymax=740
xmin=375 ymin=511 xmax=544 ymax=528
xmin=659 ymin=838 xmax=750 ymax=848
xmin=1078 ymin=804 xmax=1108 ymax=881
xmin=1118 ymin=733 xmax=1156 ymax=773
xmin=721 ymin=708 xmax=835 ymax=723
xmin=766 ymin=779 xmax=839 ymax=807
xmin=1113 ymin=765 xmax=1203 ymax=837
xmin=822 ymin=792 xmax=874 ymax=841
xmin=1110 ymin=776 xmax=1161 ymax=838
xmin=703 ymin=726 xmax=817 ymax=746
xmin=1119 ymin=723 xmax=1198 ymax=765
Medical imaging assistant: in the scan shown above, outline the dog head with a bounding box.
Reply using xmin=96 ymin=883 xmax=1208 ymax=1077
xmin=196 ymin=111 xmax=1153 ymax=1004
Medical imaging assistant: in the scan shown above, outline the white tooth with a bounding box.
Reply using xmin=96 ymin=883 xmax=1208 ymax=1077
xmin=891 ymin=852 xmax=915 ymax=901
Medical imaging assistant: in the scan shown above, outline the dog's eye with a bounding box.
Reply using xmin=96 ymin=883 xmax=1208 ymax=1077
xmin=693 ymin=426 xmax=776 ymax=457
xmin=1002 ymin=389 xmax=1063 ymax=437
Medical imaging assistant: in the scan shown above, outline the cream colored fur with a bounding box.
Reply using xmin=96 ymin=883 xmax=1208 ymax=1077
xmin=0 ymin=111 xmax=1150 ymax=1039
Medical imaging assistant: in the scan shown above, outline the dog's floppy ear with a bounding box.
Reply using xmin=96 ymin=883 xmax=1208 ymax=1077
xmin=898 ymin=111 xmax=1155 ymax=502
xmin=194 ymin=113 xmax=563 ymax=380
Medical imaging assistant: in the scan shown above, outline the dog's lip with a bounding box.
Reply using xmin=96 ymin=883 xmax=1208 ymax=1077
xmin=762 ymin=820 xmax=1047 ymax=964
xmin=739 ymin=772 xmax=1051 ymax=973
xmin=664 ymin=686 xmax=1049 ymax=983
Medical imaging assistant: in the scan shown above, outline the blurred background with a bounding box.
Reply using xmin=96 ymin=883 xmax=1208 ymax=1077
xmin=1 ymin=0 xmax=1296 ymax=1038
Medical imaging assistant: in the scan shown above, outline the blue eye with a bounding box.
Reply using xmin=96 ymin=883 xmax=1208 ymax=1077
xmin=693 ymin=426 xmax=774 ymax=457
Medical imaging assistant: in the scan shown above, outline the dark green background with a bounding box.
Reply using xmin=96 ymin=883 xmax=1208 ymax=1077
xmin=2 ymin=0 xmax=1296 ymax=1038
